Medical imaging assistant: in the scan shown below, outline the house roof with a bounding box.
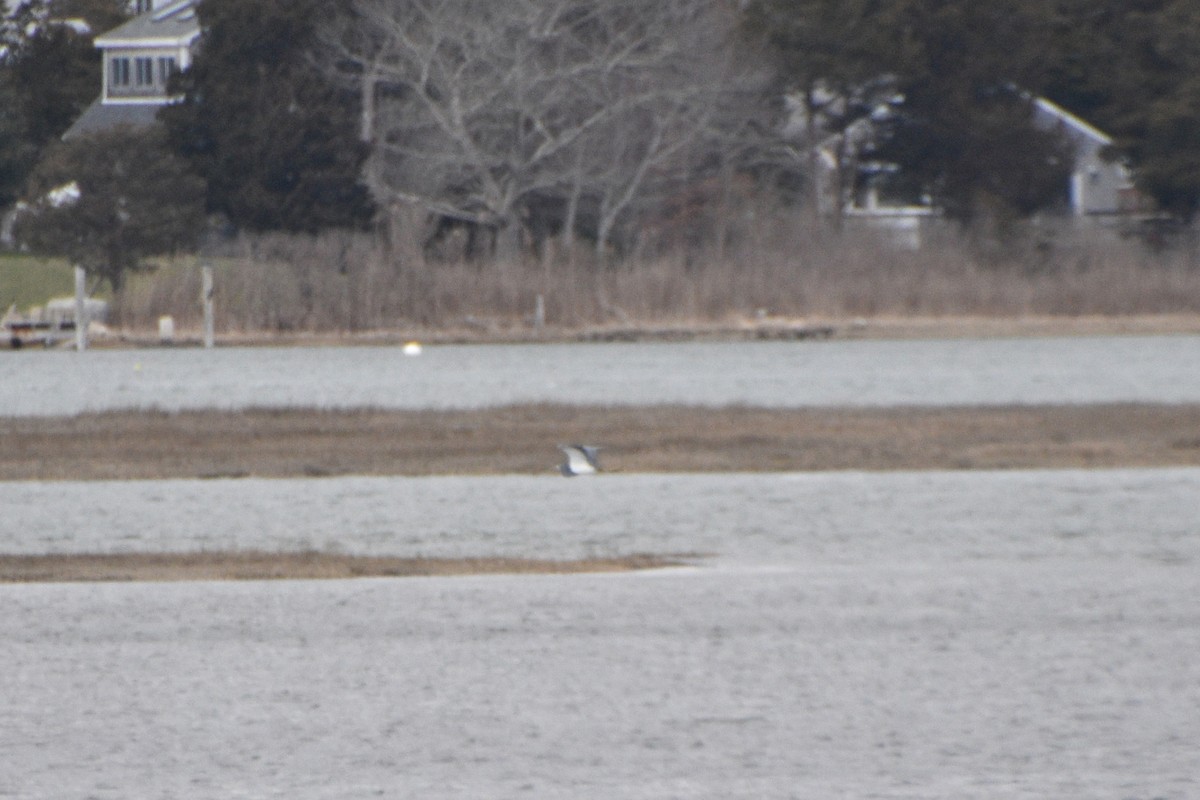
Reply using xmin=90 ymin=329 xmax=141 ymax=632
xmin=93 ymin=0 xmax=199 ymax=48
xmin=1032 ymin=97 xmax=1113 ymax=148
xmin=61 ymin=99 xmax=162 ymax=140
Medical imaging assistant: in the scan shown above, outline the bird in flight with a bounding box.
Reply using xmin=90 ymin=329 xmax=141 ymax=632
xmin=559 ymin=444 xmax=600 ymax=476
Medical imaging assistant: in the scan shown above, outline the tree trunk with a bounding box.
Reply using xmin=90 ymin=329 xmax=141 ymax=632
xmin=494 ymin=221 xmax=522 ymax=263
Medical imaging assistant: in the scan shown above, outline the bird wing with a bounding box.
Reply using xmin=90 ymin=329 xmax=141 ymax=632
xmin=560 ymin=444 xmax=598 ymax=474
xmin=578 ymin=446 xmax=601 ymax=468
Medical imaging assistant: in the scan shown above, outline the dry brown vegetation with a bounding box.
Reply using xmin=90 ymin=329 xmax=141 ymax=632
xmin=111 ymin=216 xmax=1200 ymax=336
xmin=4 ymin=403 xmax=1199 ymax=481
xmin=0 ymin=551 xmax=686 ymax=583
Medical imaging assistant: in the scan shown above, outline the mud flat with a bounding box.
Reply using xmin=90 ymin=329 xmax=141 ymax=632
xmin=0 ymin=551 xmax=686 ymax=583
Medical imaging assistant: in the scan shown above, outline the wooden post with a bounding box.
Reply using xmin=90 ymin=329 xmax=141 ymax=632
xmin=533 ymin=293 xmax=545 ymax=331
xmin=73 ymin=265 xmax=87 ymax=351
xmin=201 ymin=264 xmax=215 ymax=349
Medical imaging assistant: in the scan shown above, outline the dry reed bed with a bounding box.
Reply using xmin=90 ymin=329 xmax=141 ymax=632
xmin=4 ymin=403 xmax=1200 ymax=481
xmin=0 ymin=551 xmax=686 ymax=584
xmin=113 ymin=221 xmax=1200 ymax=333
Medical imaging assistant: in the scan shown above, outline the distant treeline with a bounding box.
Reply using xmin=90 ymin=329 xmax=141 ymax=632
xmin=4 ymin=0 xmax=1200 ymax=295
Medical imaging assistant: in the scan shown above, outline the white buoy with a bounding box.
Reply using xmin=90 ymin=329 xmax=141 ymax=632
xmin=403 ymin=341 xmax=422 ymax=356
xmin=158 ymin=315 xmax=175 ymax=344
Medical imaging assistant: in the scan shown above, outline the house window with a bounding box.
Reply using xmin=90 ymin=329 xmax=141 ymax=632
xmin=135 ymin=57 xmax=154 ymax=86
xmin=157 ymin=57 xmax=177 ymax=86
xmin=110 ymin=57 xmax=131 ymax=88
xmin=134 ymin=0 xmax=153 ymax=13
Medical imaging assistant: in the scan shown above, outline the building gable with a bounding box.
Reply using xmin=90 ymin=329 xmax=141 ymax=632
xmin=1031 ymin=97 xmax=1137 ymax=216
xmin=94 ymin=0 xmax=199 ymax=105
xmin=62 ymin=0 xmax=199 ymax=139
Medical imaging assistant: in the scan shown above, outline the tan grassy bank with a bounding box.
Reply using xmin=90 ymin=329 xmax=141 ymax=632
xmin=3 ymin=403 xmax=1199 ymax=481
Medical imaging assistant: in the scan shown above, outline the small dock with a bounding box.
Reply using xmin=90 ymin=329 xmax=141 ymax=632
xmin=3 ymin=297 xmax=107 ymax=349
xmin=3 ymin=318 xmax=77 ymax=348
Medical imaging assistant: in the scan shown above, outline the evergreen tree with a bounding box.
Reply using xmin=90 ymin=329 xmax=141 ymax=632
xmin=749 ymin=0 xmax=1200 ymax=224
xmin=160 ymin=0 xmax=373 ymax=233
xmin=1042 ymin=0 xmax=1200 ymax=221
xmin=14 ymin=126 xmax=206 ymax=290
xmin=0 ymin=80 xmax=36 ymax=209
xmin=0 ymin=0 xmax=126 ymax=207
xmin=743 ymin=0 xmax=898 ymax=210
xmin=744 ymin=0 xmax=888 ymax=96
xmin=745 ymin=0 xmax=1075 ymax=222
xmin=867 ymin=1 xmax=1073 ymax=222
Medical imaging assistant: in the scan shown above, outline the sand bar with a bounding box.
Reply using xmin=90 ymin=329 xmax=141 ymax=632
xmin=0 ymin=551 xmax=688 ymax=583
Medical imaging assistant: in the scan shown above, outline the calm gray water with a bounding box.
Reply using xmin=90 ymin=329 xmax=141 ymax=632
xmin=3 ymin=335 xmax=1200 ymax=415
xmin=1 ymin=469 xmax=1197 ymax=564
xmin=4 ymin=334 xmax=1199 ymax=796
xmin=2 ymin=468 xmax=1198 ymax=798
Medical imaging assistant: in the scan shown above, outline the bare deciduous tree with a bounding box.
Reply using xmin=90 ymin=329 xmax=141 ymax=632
xmin=326 ymin=0 xmax=777 ymax=262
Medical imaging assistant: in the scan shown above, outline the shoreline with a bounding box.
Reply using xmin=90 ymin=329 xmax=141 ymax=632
xmin=29 ymin=312 xmax=1200 ymax=350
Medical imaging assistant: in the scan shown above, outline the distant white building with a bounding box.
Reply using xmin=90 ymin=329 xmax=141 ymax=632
xmin=842 ymin=187 xmax=938 ymax=251
xmin=1030 ymin=97 xmax=1145 ymax=218
xmin=791 ymin=90 xmax=1152 ymax=248
xmin=44 ymin=296 xmax=109 ymax=325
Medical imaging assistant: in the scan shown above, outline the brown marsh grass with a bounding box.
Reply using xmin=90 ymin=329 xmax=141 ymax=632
xmin=111 ymin=212 xmax=1200 ymax=334
xmin=5 ymin=404 xmax=1199 ymax=482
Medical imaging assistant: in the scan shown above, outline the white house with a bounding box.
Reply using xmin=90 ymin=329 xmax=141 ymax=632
xmin=794 ymin=91 xmax=1149 ymax=248
xmin=61 ymin=0 xmax=199 ymax=140
xmin=1030 ymin=96 xmax=1143 ymax=218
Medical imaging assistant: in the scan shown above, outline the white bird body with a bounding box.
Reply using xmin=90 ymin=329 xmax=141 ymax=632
xmin=559 ymin=444 xmax=600 ymax=476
